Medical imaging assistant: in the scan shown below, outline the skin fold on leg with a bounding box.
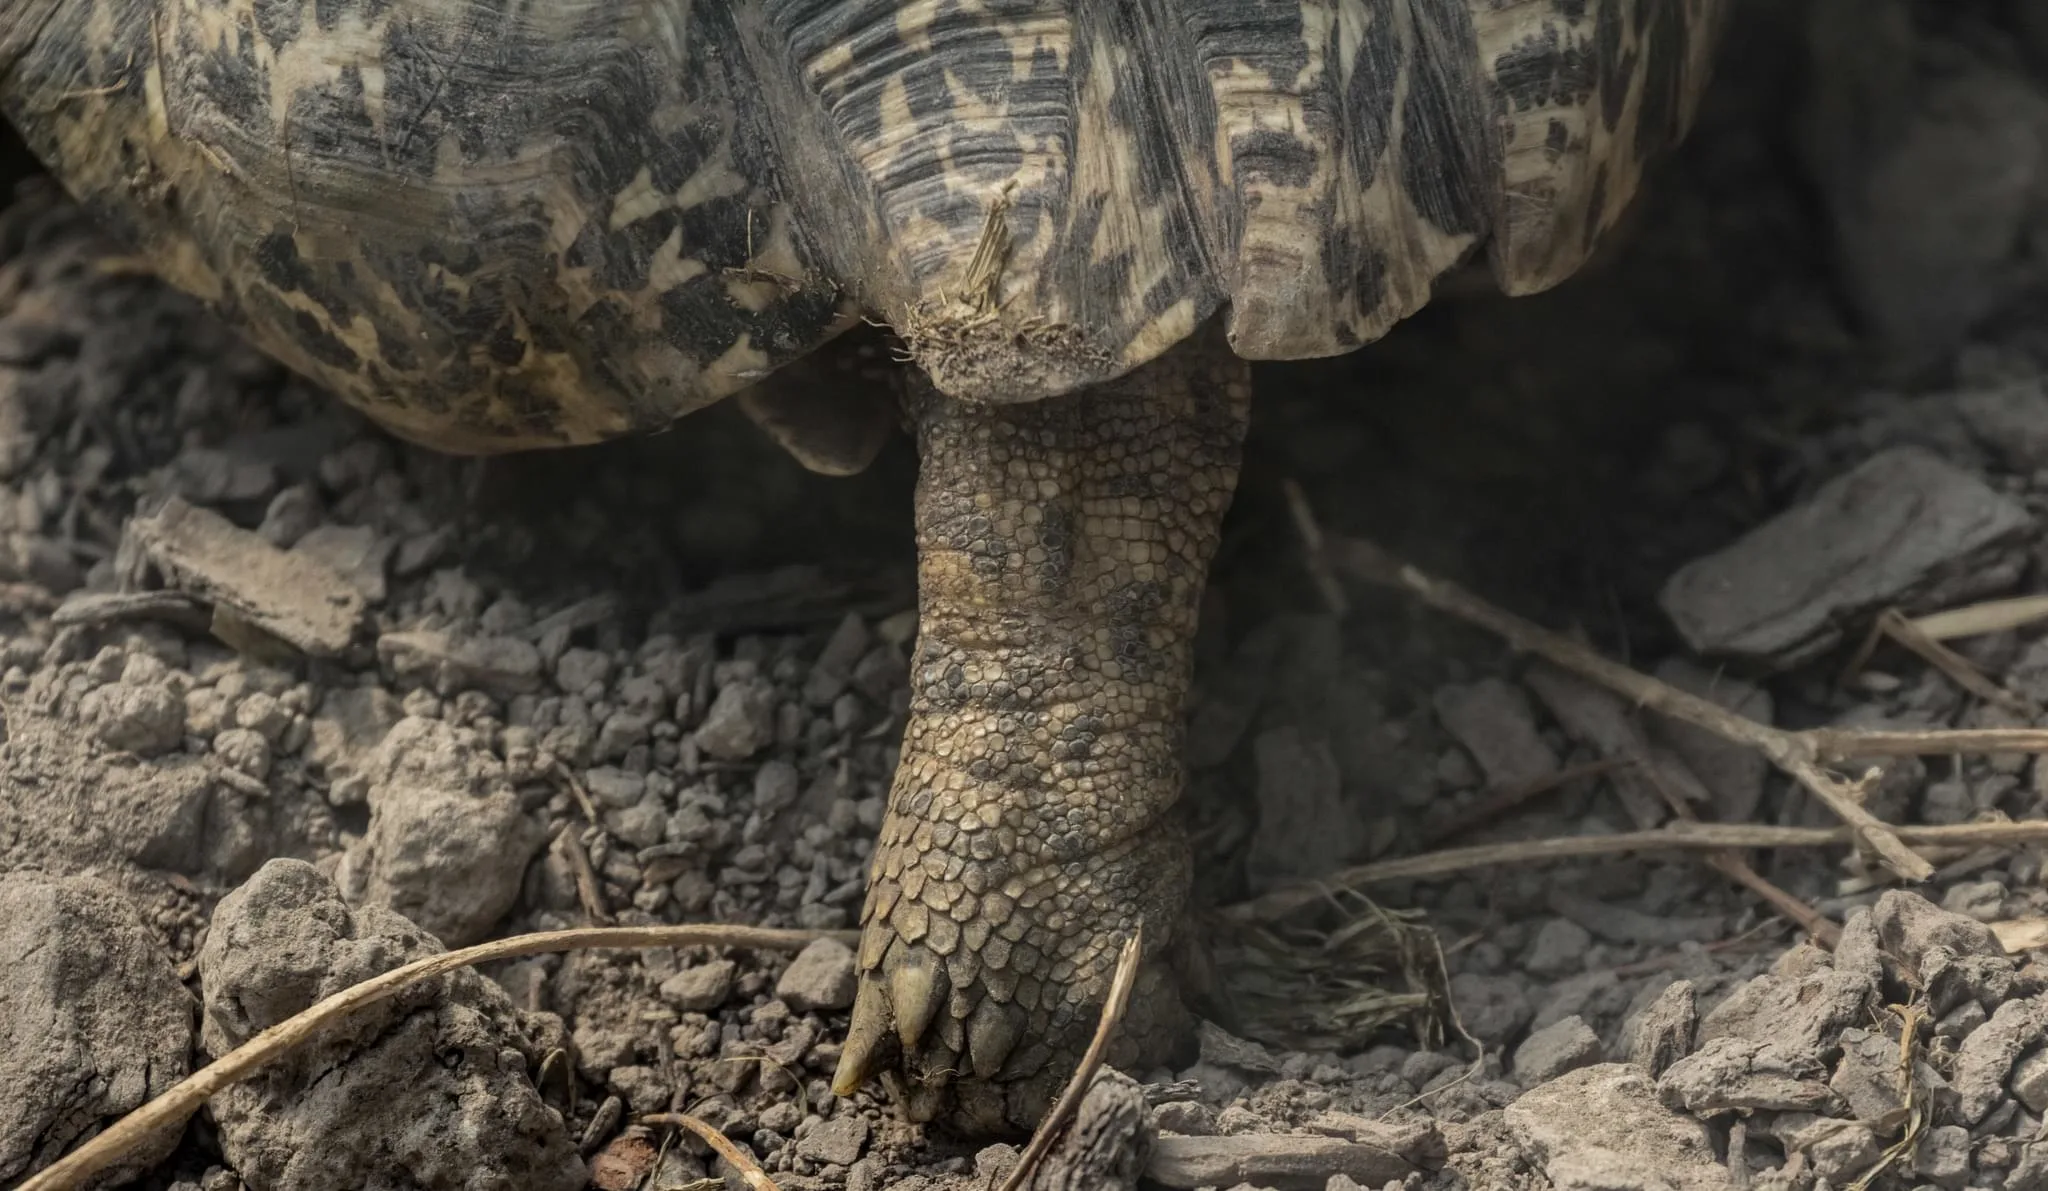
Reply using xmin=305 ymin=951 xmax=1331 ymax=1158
xmin=831 ymin=320 xmax=1252 ymax=1134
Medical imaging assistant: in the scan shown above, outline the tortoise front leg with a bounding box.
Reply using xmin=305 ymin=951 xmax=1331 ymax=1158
xmin=831 ymin=321 xmax=1250 ymax=1133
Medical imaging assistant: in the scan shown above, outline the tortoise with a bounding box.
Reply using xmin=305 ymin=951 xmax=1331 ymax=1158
xmin=0 ymin=0 xmax=1728 ymax=1134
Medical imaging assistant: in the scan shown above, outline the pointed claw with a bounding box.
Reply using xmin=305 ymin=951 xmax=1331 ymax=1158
xmin=967 ymin=999 xmax=1021 ymax=1080
xmin=889 ymin=945 xmax=949 ymax=1051
xmin=832 ymin=972 xmax=897 ymax=1096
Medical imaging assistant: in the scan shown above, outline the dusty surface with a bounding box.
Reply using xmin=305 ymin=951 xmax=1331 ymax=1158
xmin=10 ymin=1 xmax=2048 ymax=1189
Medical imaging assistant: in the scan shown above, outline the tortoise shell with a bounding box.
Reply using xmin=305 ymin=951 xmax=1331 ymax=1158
xmin=0 ymin=0 xmax=1726 ymax=454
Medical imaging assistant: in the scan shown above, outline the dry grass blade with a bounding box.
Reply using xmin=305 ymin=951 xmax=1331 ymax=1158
xmin=1282 ymin=478 xmax=1351 ymax=616
xmin=1206 ymin=892 xmax=1447 ymax=1052
xmin=640 ymin=1113 xmax=781 ymax=1191
xmin=1848 ymin=1004 xmax=1928 ymax=1191
xmin=1910 ymin=595 xmax=2048 ymax=641
xmin=996 ymin=929 xmax=1145 ymax=1191
xmin=549 ymin=822 xmax=613 ymax=926
xmin=1225 ymin=820 xmax=2048 ymax=923
xmin=19 ymin=924 xmax=851 ymax=1191
xmin=1875 ymin=609 xmax=2034 ymax=717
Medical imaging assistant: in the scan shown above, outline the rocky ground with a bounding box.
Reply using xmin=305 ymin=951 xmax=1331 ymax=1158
xmin=11 ymin=1 xmax=2048 ymax=1189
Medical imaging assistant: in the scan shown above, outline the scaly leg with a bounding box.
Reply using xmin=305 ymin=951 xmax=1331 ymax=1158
xmin=831 ymin=321 xmax=1250 ymax=1133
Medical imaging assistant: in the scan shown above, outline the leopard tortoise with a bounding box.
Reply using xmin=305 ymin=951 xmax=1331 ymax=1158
xmin=1 ymin=0 xmax=1727 ymax=1133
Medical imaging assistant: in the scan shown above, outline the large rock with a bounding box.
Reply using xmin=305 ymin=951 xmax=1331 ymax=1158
xmin=1660 ymin=447 xmax=2030 ymax=667
xmin=0 ymin=874 xmax=193 ymax=1186
xmin=198 ymin=860 xmax=584 ymax=1191
xmin=337 ymin=716 xmax=544 ymax=945
xmin=1504 ymin=1064 xmax=1726 ymax=1191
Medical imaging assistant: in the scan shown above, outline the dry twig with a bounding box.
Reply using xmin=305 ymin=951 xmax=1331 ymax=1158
xmin=552 ymin=763 xmax=616 ymax=923
xmin=640 ymin=1113 xmax=781 ymax=1191
xmin=1226 ymin=820 xmax=2048 ymax=923
xmin=564 ymin=828 xmax=613 ymax=925
xmin=1636 ymin=752 xmax=1841 ymax=946
xmin=1317 ymin=532 xmax=1942 ymax=879
xmin=1874 ymin=608 xmax=2033 ymax=717
xmin=1911 ymin=595 xmax=2048 ymax=642
xmin=996 ymin=930 xmax=1145 ymax=1191
xmin=20 ymin=924 xmax=850 ymax=1191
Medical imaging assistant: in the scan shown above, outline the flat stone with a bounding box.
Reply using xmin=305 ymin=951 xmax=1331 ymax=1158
xmin=1657 ymin=1036 xmax=1842 ymax=1115
xmin=659 ymin=960 xmax=737 ymax=1012
xmin=1767 ymin=1114 xmax=1881 ymax=1183
xmin=0 ymin=874 xmax=193 ymax=1186
xmin=1248 ymin=725 xmax=1362 ymax=889
xmin=1914 ymin=1124 xmax=1973 ymax=1190
xmin=304 ymin=686 xmax=401 ymax=781
xmin=291 ymin=524 xmax=392 ymax=605
xmin=1626 ymin=980 xmax=1698 ymax=1079
xmin=1645 ymin=658 xmax=1772 ymax=823
xmin=797 ymin=1115 xmax=869 ymax=1167
xmin=1659 ymin=446 xmax=2032 ymax=668
xmin=1145 ymin=1135 xmax=1424 ymax=1191
xmin=1829 ymin=1028 xmax=1913 ymax=1131
xmin=2012 ymin=1047 xmax=2048 ymax=1114
xmin=1431 ymin=678 xmax=1559 ymax=790
xmin=378 ymin=631 xmax=542 ymax=700
xmin=1953 ymin=995 xmax=2048 ymax=1124
xmin=198 ymin=860 xmax=583 ymax=1191
xmin=1447 ymin=973 xmax=1534 ymax=1047
xmin=1521 ymin=918 xmax=1592 ymax=978
xmin=1958 ymin=382 xmax=2048 ymax=473
xmin=776 ymin=938 xmax=856 ymax=1012
xmin=129 ymin=495 xmax=366 ymax=658
xmin=84 ymin=679 xmax=186 ymax=756
xmin=694 ymin=678 xmax=776 ymax=760
xmin=342 ymin=717 xmax=544 ymax=945
xmin=1514 ymin=1016 xmax=1604 ymax=1085
xmin=1504 ymin=1064 xmax=1725 ymax=1191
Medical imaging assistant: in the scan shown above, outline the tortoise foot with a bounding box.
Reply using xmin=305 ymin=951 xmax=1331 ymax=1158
xmin=832 ymin=821 xmax=1195 ymax=1133
xmin=830 ymin=323 xmax=1249 ymax=1134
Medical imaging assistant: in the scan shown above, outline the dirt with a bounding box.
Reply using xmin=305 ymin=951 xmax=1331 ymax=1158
xmin=10 ymin=1 xmax=2048 ymax=1189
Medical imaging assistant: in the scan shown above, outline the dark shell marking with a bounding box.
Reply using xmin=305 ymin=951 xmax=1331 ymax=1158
xmin=2 ymin=0 xmax=1725 ymax=446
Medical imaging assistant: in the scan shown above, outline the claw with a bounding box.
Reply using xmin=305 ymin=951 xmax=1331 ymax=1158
xmin=832 ymin=971 xmax=897 ymax=1096
xmin=890 ymin=944 xmax=949 ymax=1051
xmin=966 ymin=999 xmax=1021 ymax=1079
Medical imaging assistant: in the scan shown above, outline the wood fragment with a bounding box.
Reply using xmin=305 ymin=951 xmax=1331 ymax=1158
xmin=19 ymin=924 xmax=850 ymax=1191
xmin=1145 ymin=1134 xmax=1424 ymax=1190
